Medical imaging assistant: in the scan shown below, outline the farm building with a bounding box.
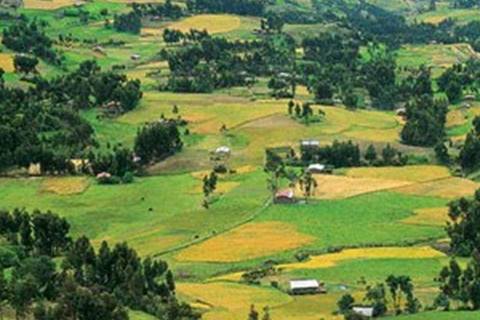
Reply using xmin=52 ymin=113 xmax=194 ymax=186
xmin=215 ymin=146 xmax=231 ymax=155
xmin=307 ymin=164 xmax=326 ymax=174
xmin=465 ymin=94 xmax=476 ymax=101
xmin=289 ymin=279 xmax=326 ymax=295
xmin=395 ymin=107 xmax=406 ymax=117
xmin=300 ymin=139 xmax=319 ymax=148
xmin=131 ymin=54 xmax=140 ymax=60
xmin=352 ymin=307 xmax=374 ymax=318
xmin=96 ymin=172 xmax=111 ymax=179
xmin=274 ymin=189 xmax=295 ymax=204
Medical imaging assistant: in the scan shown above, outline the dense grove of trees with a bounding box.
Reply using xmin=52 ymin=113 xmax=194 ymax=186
xmin=134 ymin=121 xmax=183 ymax=165
xmin=161 ymin=35 xmax=294 ymax=93
xmin=300 ymin=141 xmax=407 ymax=168
xmin=460 ymin=117 xmax=480 ymax=173
xmin=0 ymin=60 xmax=142 ymax=174
xmin=2 ymin=20 xmax=62 ymax=65
xmin=186 ymin=0 xmax=265 ymax=16
xmin=0 ymin=208 xmax=200 ymax=320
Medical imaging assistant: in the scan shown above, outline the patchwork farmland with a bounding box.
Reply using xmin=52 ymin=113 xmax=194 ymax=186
xmin=3 ymin=0 xmax=480 ymax=319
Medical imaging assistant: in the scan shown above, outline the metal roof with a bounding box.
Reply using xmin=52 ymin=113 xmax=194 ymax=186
xmin=307 ymin=164 xmax=325 ymax=171
xmin=289 ymin=280 xmax=319 ymax=290
xmin=353 ymin=307 xmax=374 ymax=317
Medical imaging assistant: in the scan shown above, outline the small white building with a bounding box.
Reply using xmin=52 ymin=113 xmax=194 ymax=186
xmin=300 ymin=139 xmax=319 ymax=148
xmin=307 ymin=164 xmax=326 ymax=174
xmin=215 ymin=146 xmax=231 ymax=154
xmin=131 ymin=54 xmax=140 ymax=60
xmin=352 ymin=307 xmax=374 ymax=318
xmin=289 ymin=279 xmax=326 ymax=295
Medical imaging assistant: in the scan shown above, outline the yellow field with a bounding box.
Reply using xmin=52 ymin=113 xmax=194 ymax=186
xmin=0 ymin=53 xmax=15 ymax=73
xmin=177 ymin=282 xmax=292 ymax=320
xmin=304 ymin=174 xmax=411 ymax=199
xmin=447 ymin=109 xmax=468 ymax=127
xmin=343 ymin=127 xmax=401 ymax=142
xmin=402 ymin=207 xmax=449 ymax=226
xmin=175 ymin=222 xmax=315 ymax=262
xmin=395 ymin=177 xmax=480 ymax=199
xmin=278 ymin=246 xmax=444 ymax=271
xmin=346 ymin=165 xmax=451 ymax=182
xmin=168 ymin=14 xmax=242 ymax=34
xmin=22 ymin=0 xmax=74 ymax=9
xmin=40 ymin=177 xmax=89 ymax=195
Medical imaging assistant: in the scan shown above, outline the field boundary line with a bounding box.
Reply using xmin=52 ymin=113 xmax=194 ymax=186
xmin=153 ymin=196 xmax=273 ymax=258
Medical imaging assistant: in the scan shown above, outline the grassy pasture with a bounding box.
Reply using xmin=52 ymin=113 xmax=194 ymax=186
xmin=40 ymin=177 xmax=90 ymax=195
xmin=396 ymin=43 xmax=477 ymax=78
xmin=0 ymin=170 xmax=268 ymax=257
xmin=415 ymin=3 xmax=480 ymax=24
xmin=394 ymin=311 xmax=480 ymax=319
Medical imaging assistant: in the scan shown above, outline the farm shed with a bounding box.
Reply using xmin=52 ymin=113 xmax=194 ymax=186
xmin=274 ymin=189 xmax=295 ymax=204
xmin=131 ymin=54 xmax=140 ymax=60
xmin=465 ymin=94 xmax=476 ymax=101
xmin=395 ymin=107 xmax=406 ymax=117
xmin=307 ymin=164 xmax=326 ymax=174
xmin=300 ymin=139 xmax=319 ymax=148
xmin=215 ymin=146 xmax=231 ymax=154
xmin=289 ymin=279 xmax=326 ymax=295
xmin=352 ymin=307 xmax=374 ymax=318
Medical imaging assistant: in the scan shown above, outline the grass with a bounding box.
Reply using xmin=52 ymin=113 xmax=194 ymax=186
xmin=256 ymin=192 xmax=447 ymax=251
xmin=175 ymin=222 xmax=315 ymax=262
xmin=415 ymin=3 xmax=480 ymax=24
xmin=0 ymin=170 xmax=269 ymax=257
xmin=394 ymin=311 xmax=480 ymax=319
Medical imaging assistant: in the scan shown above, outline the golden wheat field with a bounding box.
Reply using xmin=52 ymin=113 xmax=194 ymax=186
xmin=402 ymin=207 xmax=450 ymax=226
xmin=168 ymin=14 xmax=242 ymax=34
xmin=177 ymin=282 xmax=292 ymax=320
xmin=304 ymin=174 xmax=411 ymax=200
xmin=175 ymin=222 xmax=315 ymax=262
xmin=40 ymin=177 xmax=89 ymax=195
xmin=394 ymin=177 xmax=480 ymax=199
xmin=346 ymin=165 xmax=451 ymax=182
xmin=22 ymin=0 xmax=75 ymax=9
xmin=277 ymin=246 xmax=445 ymax=271
xmin=0 ymin=53 xmax=15 ymax=73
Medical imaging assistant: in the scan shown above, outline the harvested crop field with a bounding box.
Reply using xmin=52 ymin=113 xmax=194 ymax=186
xmin=346 ymin=165 xmax=451 ymax=182
xmin=394 ymin=177 xmax=480 ymax=199
xmin=168 ymin=15 xmax=242 ymax=34
xmin=278 ymin=246 xmax=445 ymax=271
xmin=40 ymin=177 xmax=89 ymax=195
xmin=402 ymin=207 xmax=449 ymax=226
xmin=177 ymin=282 xmax=292 ymax=320
xmin=175 ymin=222 xmax=315 ymax=262
xmin=0 ymin=53 xmax=15 ymax=73
xmin=22 ymin=0 xmax=75 ymax=9
xmin=304 ymin=174 xmax=411 ymax=199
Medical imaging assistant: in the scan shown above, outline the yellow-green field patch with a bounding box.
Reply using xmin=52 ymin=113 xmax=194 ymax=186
xmin=278 ymin=246 xmax=445 ymax=271
xmin=22 ymin=0 xmax=75 ymax=9
xmin=346 ymin=165 xmax=451 ymax=182
xmin=177 ymin=282 xmax=292 ymax=320
xmin=0 ymin=53 xmax=15 ymax=73
xmin=175 ymin=222 xmax=315 ymax=262
xmin=40 ymin=177 xmax=89 ymax=195
xmin=402 ymin=207 xmax=449 ymax=226
xmin=394 ymin=177 xmax=480 ymax=199
xmin=304 ymin=174 xmax=411 ymax=199
xmin=168 ymin=14 xmax=242 ymax=34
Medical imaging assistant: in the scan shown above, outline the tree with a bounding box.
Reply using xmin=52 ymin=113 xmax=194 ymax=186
xmin=0 ymin=266 xmax=8 ymax=320
xmin=134 ymin=122 xmax=183 ymax=165
xmin=248 ymin=304 xmax=259 ymax=320
xmin=364 ymin=144 xmax=377 ymax=165
xmin=337 ymin=293 xmax=355 ymax=314
xmin=445 ymin=80 xmax=463 ymax=104
xmin=460 ymin=116 xmax=480 ymax=172
xmin=13 ymin=55 xmax=38 ymax=74
xmin=300 ymin=170 xmax=317 ymax=203
xmin=434 ymin=142 xmax=449 ymax=165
